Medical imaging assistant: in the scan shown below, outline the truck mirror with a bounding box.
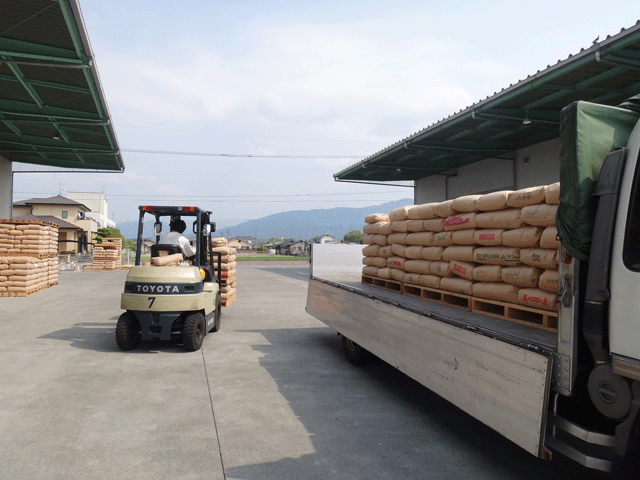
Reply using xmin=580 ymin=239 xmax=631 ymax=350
xmin=210 ymin=222 xmax=216 ymax=233
xmin=153 ymin=222 xmax=162 ymax=236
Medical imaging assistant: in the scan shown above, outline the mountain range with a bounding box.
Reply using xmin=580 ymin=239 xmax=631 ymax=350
xmin=115 ymin=199 xmax=412 ymax=241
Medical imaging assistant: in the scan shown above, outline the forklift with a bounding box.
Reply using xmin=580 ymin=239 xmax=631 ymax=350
xmin=116 ymin=206 xmax=222 ymax=352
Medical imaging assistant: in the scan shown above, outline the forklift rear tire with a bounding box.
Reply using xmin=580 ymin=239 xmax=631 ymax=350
xmin=183 ymin=312 xmax=205 ymax=351
xmin=209 ymin=293 xmax=222 ymax=333
xmin=116 ymin=312 xmax=141 ymax=351
xmin=342 ymin=335 xmax=372 ymax=365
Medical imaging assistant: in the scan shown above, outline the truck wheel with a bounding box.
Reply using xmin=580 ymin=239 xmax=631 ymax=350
xmin=183 ymin=312 xmax=205 ymax=351
xmin=115 ymin=312 xmax=141 ymax=351
xmin=342 ymin=335 xmax=371 ymax=365
xmin=209 ymin=293 xmax=222 ymax=333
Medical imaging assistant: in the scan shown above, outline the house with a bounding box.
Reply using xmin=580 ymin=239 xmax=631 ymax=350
xmin=311 ymin=234 xmax=335 ymax=244
xmin=66 ymin=192 xmax=115 ymax=228
xmin=12 ymin=195 xmax=97 ymax=253
xmin=228 ymin=237 xmax=254 ymax=251
xmin=141 ymin=238 xmax=155 ymax=255
xmin=270 ymin=239 xmax=310 ymax=256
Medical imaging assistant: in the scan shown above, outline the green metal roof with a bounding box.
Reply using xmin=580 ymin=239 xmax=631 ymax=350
xmin=0 ymin=0 xmax=123 ymax=171
xmin=335 ymin=21 xmax=640 ymax=183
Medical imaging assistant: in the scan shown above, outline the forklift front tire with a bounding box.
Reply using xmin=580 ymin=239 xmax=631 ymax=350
xmin=183 ymin=312 xmax=205 ymax=351
xmin=116 ymin=311 xmax=142 ymax=351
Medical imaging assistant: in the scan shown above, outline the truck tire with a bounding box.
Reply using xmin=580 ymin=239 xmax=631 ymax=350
xmin=183 ymin=312 xmax=205 ymax=351
xmin=115 ymin=312 xmax=141 ymax=351
xmin=209 ymin=293 xmax=222 ymax=333
xmin=342 ymin=335 xmax=372 ymax=365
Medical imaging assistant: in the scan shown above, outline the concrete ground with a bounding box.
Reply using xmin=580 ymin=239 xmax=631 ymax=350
xmin=0 ymin=266 xmax=607 ymax=480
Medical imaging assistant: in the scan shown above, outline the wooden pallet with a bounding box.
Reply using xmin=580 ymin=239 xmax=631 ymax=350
xmin=0 ymin=285 xmax=49 ymax=297
xmin=362 ymin=274 xmax=402 ymax=292
xmin=402 ymin=283 xmax=472 ymax=311
xmin=471 ymin=297 xmax=557 ymax=331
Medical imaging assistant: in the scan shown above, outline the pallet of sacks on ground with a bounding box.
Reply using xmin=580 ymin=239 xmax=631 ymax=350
xmin=361 ymin=183 xmax=561 ymax=331
xmin=0 ymin=219 xmax=60 ymax=296
xmin=211 ymin=238 xmax=236 ymax=307
xmin=85 ymin=237 xmax=122 ymax=271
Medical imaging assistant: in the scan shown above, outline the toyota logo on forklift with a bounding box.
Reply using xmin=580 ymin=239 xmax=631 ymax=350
xmin=135 ymin=284 xmax=180 ymax=294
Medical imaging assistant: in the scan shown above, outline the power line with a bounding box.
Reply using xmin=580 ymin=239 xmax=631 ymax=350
xmin=122 ymin=149 xmax=363 ymax=158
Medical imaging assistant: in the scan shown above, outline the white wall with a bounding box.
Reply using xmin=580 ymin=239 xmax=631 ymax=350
xmin=0 ymin=157 xmax=12 ymax=219
xmin=414 ymin=138 xmax=560 ymax=203
xmin=66 ymin=192 xmax=115 ymax=228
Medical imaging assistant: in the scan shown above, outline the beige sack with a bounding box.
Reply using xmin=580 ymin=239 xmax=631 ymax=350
xmin=472 ymin=265 xmax=503 ymax=282
xmin=473 ymin=282 xmax=519 ymax=303
xmin=362 ymin=223 xmax=380 ymax=234
xmin=389 ymin=206 xmax=413 ymax=221
xmin=212 ymin=237 xmax=228 ymax=247
xmin=476 ymin=209 xmax=524 ymax=229
xmin=452 ymin=195 xmax=481 ymax=213
xmin=363 ymin=257 xmax=386 ymax=268
xmin=507 ymin=185 xmax=548 ymax=208
xmin=518 ymin=288 xmax=558 ymax=311
xmin=520 ymin=204 xmax=558 ymax=227
xmin=365 ymin=213 xmax=390 ymax=224
xmin=378 ymin=246 xmax=393 ymax=258
xmin=502 ymin=227 xmax=543 ymax=248
xmin=430 ymin=261 xmax=453 ymax=277
xmin=363 ymin=234 xmax=375 ymax=245
xmin=406 ymin=220 xmax=427 ymax=232
xmin=407 ymin=203 xmax=438 ymax=220
xmin=404 ymin=246 xmax=424 ymax=259
xmin=520 ymin=248 xmax=559 ymax=269
xmin=539 ymin=269 xmax=559 ymax=293
xmin=362 ymin=266 xmax=379 ymax=277
xmin=433 ymin=199 xmax=456 ymax=218
xmin=420 ymin=274 xmax=441 ymax=289
xmin=473 ymin=247 xmax=521 ymax=266
xmin=452 ymin=229 xmax=476 ymax=245
xmin=539 ymin=227 xmax=560 ymax=249
xmin=373 ymin=235 xmax=389 ymax=246
xmin=389 ymin=269 xmax=405 ymax=282
xmin=501 ymin=266 xmax=542 ymax=288
xmin=546 ymin=183 xmax=560 ymax=205
xmin=442 ymin=246 xmax=475 ymax=262
xmin=362 ymin=245 xmax=380 ymax=257
xmin=406 ymin=232 xmax=434 ymax=246
xmin=387 ymin=233 xmax=407 ymax=245
xmin=151 ymin=253 xmax=184 ymax=266
xmin=391 ymin=244 xmax=407 ymax=257
xmin=387 ymin=256 xmax=406 ymax=269
xmin=403 ymin=272 xmax=422 ymax=285
xmin=423 ymin=218 xmax=445 ymax=232
xmin=403 ymin=260 xmax=431 ymax=274
xmin=390 ymin=220 xmax=410 ymax=233
xmin=444 ymin=213 xmax=477 ymax=231
xmin=376 ymin=267 xmax=392 ymax=279
xmin=378 ymin=222 xmax=392 ymax=235
xmin=477 ymin=190 xmax=511 ymax=212
xmin=450 ymin=260 xmax=475 ymax=280
xmin=432 ymin=232 xmax=453 ymax=246
xmin=440 ymin=277 xmax=474 ymax=295
xmin=473 ymin=229 xmax=504 ymax=246
xmin=421 ymin=246 xmax=444 ymax=261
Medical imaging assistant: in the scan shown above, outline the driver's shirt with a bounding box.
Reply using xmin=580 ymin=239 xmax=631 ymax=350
xmin=158 ymin=231 xmax=196 ymax=257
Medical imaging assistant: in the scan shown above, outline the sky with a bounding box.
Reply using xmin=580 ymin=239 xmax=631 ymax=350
xmin=11 ymin=0 xmax=640 ymax=224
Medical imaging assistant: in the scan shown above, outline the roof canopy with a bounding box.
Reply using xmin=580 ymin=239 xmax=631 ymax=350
xmin=335 ymin=21 xmax=640 ymax=183
xmin=0 ymin=0 xmax=123 ymax=171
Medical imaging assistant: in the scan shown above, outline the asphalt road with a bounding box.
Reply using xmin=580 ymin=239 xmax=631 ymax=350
xmin=0 ymin=266 xmax=607 ymax=480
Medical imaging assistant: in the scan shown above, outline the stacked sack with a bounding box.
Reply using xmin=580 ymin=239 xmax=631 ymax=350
xmin=88 ymin=237 xmax=122 ymax=270
xmin=0 ymin=220 xmax=59 ymax=256
xmin=362 ymin=182 xmax=560 ymax=312
xmin=0 ymin=220 xmax=60 ymax=296
xmin=211 ymin=237 xmax=236 ymax=307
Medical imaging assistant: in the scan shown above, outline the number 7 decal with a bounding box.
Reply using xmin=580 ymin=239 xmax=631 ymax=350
xmin=148 ymin=297 xmax=156 ymax=308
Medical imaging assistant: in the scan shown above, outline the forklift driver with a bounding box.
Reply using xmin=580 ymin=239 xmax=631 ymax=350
xmin=159 ymin=218 xmax=196 ymax=258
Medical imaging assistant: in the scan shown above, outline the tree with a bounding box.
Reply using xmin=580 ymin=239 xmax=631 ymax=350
xmin=96 ymin=226 xmax=124 ymax=242
xmin=343 ymin=230 xmax=363 ymax=244
xmin=122 ymin=238 xmax=136 ymax=251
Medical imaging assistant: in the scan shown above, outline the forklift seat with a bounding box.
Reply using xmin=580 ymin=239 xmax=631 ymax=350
xmin=150 ymin=244 xmax=183 ymax=258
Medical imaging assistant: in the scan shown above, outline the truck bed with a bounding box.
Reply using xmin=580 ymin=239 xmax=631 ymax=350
xmin=314 ymin=273 xmax=557 ymax=354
